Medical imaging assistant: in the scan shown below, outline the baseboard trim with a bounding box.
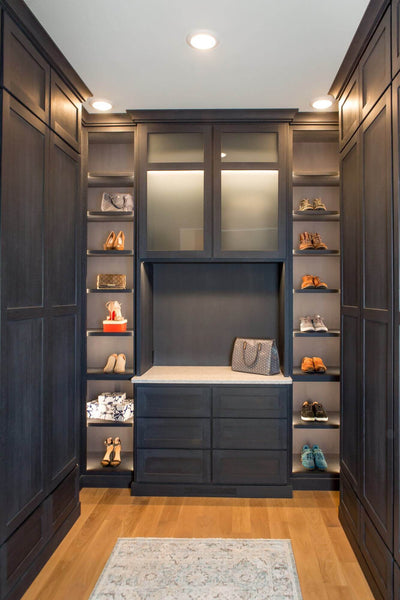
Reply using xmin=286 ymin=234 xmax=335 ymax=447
xmin=131 ymin=482 xmax=293 ymax=498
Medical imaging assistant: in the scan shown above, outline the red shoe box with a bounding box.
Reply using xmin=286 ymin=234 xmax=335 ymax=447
xmin=103 ymin=319 xmax=127 ymax=332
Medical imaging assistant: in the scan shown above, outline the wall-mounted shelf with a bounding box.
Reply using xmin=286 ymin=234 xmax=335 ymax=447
xmin=86 ymin=451 xmax=134 ymax=472
xmin=292 ymin=211 xmax=340 ymax=221
xmin=87 ymin=250 xmax=134 ymax=256
xmin=87 ymin=418 xmax=133 ymax=428
xmin=292 ymin=367 xmax=340 ymax=382
xmin=86 ymin=369 xmax=134 ymax=380
xmin=87 ymin=288 xmax=133 ymax=294
xmin=293 ymin=330 xmax=340 ymax=337
xmin=292 ymin=174 xmax=340 ymax=187
xmin=292 ymin=454 xmax=340 ymax=477
xmin=88 ymin=172 xmax=134 ymax=187
xmin=293 ymin=249 xmax=340 ymax=256
xmin=87 ymin=211 xmax=134 ymax=221
xmin=294 ymin=288 xmax=340 ymax=294
xmin=293 ymin=412 xmax=340 ymax=429
xmin=86 ymin=330 xmax=134 ymax=337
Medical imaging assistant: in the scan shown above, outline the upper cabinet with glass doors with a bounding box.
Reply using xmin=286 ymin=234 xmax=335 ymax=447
xmin=138 ymin=121 xmax=287 ymax=259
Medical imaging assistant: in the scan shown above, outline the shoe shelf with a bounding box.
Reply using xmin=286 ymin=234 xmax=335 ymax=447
xmin=86 ymin=451 xmax=134 ymax=473
xmin=293 ymin=330 xmax=340 ymax=337
xmin=86 ymin=369 xmax=135 ymax=380
xmin=292 ymin=367 xmax=340 ymax=382
xmin=292 ymin=174 xmax=339 ymax=187
xmin=87 ymin=288 xmax=134 ymax=294
xmin=87 ymin=418 xmax=133 ymax=428
xmin=87 ymin=211 xmax=134 ymax=222
xmin=86 ymin=330 xmax=134 ymax=337
xmin=292 ymin=211 xmax=340 ymax=221
xmin=293 ymin=288 xmax=340 ymax=294
xmin=292 ymin=454 xmax=340 ymax=477
xmin=88 ymin=172 xmax=134 ymax=188
xmin=293 ymin=249 xmax=340 ymax=256
xmin=87 ymin=250 xmax=134 ymax=256
xmin=293 ymin=412 xmax=340 ymax=429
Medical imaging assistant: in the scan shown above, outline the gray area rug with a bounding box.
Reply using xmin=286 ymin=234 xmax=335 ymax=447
xmin=89 ymin=537 xmax=303 ymax=599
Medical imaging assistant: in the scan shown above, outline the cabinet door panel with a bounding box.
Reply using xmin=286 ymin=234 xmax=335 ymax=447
xmin=137 ymin=418 xmax=211 ymax=449
xmin=135 ymin=386 xmax=211 ymax=418
xmin=363 ymin=316 xmax=393 ymax=547
xmin=213 ymin=419 xmax=287 ymax=450
xmin=213 ymin=450 xmax=287 ymax=485
xmin=360 ymin=507 xmax=393 ymax=599
xmin=394 ymin=561 xmax=400 ymax=600
xmin=393 ymin=0 xmax=400 ymax=78
xmin=341 ymin=313 xmax=361 ymax=490
xmin=137 ymin=449 xmax=211 ymax=483
xmin=46 ymin=315 xmax=78 ymax=486
xmin=340 ymin=473 xmax=361 ymax=539
xmin=47 ymin=134 xmax=80 ymax=307
xmin=50 ymin=71 xmax=81 ymax=151
xmin=1 ymin=94 xmax=47 ymax=309
xmin=1 ymin=319 xmax=44 ymax=543
xmin=360 ymin=8 xmax=391 ymax=121
xmin=50 ymin=466 xmax=79 ymax=534
xmin=3 ymin=14 xmax=50 ymax=123
xmin=213 ymin=386 xmax=288 ymax=419
xmin=362 ymin=91 xmax=392 ymax=311
xmin=339 ymin=71 xmax=360 ymax=150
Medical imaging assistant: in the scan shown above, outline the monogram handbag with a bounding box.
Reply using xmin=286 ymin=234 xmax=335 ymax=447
xmin=231 ymin=338 xmax=280 ymax=376
xmin=96 ymin=274 xmax=127 ymax=289
xmin=101 ymin=192 xmax=133 ymax=212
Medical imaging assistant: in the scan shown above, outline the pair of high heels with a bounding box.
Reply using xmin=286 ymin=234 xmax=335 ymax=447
xmin=101 ymin=436 xmax=122 ymax=467
xmin=105 ymin=300 xmax=124 ymax=321
xmin=104 ymin=230 xmax=125 ymax=251
xmin=103 ymin=353 xmax=126 ymax=373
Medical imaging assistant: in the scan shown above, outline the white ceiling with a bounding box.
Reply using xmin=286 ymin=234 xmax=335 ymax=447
xmin=25 ymin=0 xmax=369 ymax=113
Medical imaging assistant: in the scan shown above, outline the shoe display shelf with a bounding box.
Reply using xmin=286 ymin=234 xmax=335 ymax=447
xmin=291 ymin=126 xmax=340 ymax=491
xmin=82 ymin=127 xmax=136 ymax=487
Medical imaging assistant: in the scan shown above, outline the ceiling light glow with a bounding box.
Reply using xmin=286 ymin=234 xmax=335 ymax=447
xmin=90 ymin=99 xmax=113 ymax=111
xmin=187 ymin=31 xmax=218 ymax=50
xmin=311 ymin=95 xmax=334 ymax=110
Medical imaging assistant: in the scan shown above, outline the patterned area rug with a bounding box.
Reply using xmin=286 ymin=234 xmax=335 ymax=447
xmin=89 ymin=537 xmax=303 ymax=599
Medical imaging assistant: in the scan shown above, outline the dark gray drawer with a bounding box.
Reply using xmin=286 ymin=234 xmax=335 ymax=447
xmin=213 ymin=450 xmax=288 ymax=485
xmin=213 ymin=386 xmax=288 ymax=418
xmin=135 ymin=385 xmax=211 ymax=417
xmin=136 ymin=449 xmax=211 ymax=484
xmin=360 ymin=506 xmax=393 ymax=599
xmin=213 ymin=419 xmax=287 ymax=450
xmin=137 ymin=418 xmax=210 ymax=449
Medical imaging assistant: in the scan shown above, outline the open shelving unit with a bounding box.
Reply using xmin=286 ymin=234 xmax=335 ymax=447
xmin=291 ymin=126 xmax=340 ymax=490
xmin=81 ymin=126 xmax=136 ymax=487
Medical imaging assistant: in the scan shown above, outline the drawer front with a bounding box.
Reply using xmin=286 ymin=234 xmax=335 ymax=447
xmin=213 ymin=418 xmax=287 ymax=450
xmin=213 ymin=386 xmax=288 ymax=418
xmin=213 ymin=450 xmax=288 ymax=485
xmin=136 ymin=385 xmax=211 ymax=418
xmin=340 ymin=474 xmax=361 ymax=539
xmin=136 ymin=449 xmax=211 ymax=483
xmin=137 ymin=418 xmax=210 ymax=449
xmin=360 ymin=507 xmax=393 ymax=599
xmin=50 ymin=466 xmax=79 ymax=534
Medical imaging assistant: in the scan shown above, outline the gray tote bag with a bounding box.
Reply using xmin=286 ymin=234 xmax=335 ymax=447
xmin=231 ymin=338 xmax=280 ymax=376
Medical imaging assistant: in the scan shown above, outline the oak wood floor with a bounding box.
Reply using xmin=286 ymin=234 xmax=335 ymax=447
xmin=22 ymin=489 xmax=374 ymax=600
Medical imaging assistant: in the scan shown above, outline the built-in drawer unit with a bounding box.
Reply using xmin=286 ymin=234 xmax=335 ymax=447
xmin=134 ymin=383 xmax=291 ymax=497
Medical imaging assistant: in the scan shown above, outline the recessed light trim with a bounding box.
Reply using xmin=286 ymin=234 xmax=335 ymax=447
xmin=90 ymin=99 xmax=113 ymax=111
xmin=311 ymin=95 xmax=334 ymax=110
xmin=187 ymin=31 xmax=218 ymax=50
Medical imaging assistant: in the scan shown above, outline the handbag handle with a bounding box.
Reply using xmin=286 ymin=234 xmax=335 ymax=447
xmin=242 ymin=341 xmax=262 ymax=367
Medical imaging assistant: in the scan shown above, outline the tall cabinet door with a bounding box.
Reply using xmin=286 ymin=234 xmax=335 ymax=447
xmin=340 ymin=131 xmax=362 ymax=493
xmin=213 ymin=123 xmax=288 ymax=259
xmin=393 ymin=72 xmax=400 ymax=567
xmin=45 ymin=133 xmax=81 ymax=490
xmin=0 ymin=93 xmax=48 ymax=543
xmin=360 ymin=89 xmax=394 ymax=549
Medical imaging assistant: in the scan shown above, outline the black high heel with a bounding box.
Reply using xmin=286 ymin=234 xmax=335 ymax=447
xmin=110 ymin=437 xmax=121 ymax=467
xmin=101 ymin=437 xmax=114 ymax=467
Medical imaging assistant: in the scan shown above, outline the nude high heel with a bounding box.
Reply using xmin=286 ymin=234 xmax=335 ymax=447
xmin=101 ymin=437 xmax=114 ymax=467
xmin=110 ymin=437 xmax=121 ymax=467
xmin=105 ymin=301 xmax=124 ymax=321
xmin=114 ymin=353 xmax=126 ymax=373
xmin=103 ymin=353 xmax=117 ymax=373
xmin=103 ymin=231 xmax=116 ymax=250
xmin=113 ymin=231 xmax=125 ymax=251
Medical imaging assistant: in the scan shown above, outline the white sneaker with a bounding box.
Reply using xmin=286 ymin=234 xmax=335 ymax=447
xmin=312 ymin=315 xmax=328 ymax=332
xmin=300 ymin=316 xmax=314 ymax=332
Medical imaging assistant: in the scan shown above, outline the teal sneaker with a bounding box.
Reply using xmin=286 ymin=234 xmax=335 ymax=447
xmin=301 ymin=444 xmax=315 ymax=470
xmin=312 ymin=445 xmax=328 ymax=470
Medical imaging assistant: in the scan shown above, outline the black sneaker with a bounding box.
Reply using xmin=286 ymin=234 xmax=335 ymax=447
xmin=300 ymin=400 xmax=315 ymax=421
xmin=312 ymin=401 xmax=328 ymax=422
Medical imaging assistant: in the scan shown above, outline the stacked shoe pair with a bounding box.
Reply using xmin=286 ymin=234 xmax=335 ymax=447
xmin=299 ymin=232 xmax=328 ymax=250
xmin=300 ymin=400 xmax=328 ymax=422
xmin=298 ymin=198 xmax=327 ymax=212
xmin=301 ymin=444 xmax=328 ymax=471
xmin=301 ymin=274 xmax=328 ymax=289
xmin=301 ymin=356 xmax=327 ymax=373
xmin=299 ymin=315 xmax=328 ymax=333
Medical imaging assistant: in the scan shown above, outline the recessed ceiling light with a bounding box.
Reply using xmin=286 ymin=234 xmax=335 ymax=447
xmin=90 ymin=99 xmax=113 ymax=111
xmin=187 ymin=31 xmax=218 ymax=50
xmin=311 ymin=95 xmax=334 ymax=110
xmin=221 ymin=152 xmax=227 ymax=158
